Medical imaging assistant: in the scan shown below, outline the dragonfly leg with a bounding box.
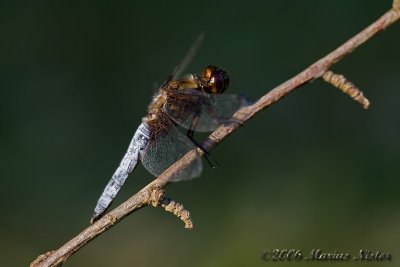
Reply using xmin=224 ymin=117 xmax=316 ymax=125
xmin=186 ymin=129 xmax=220 ymax=168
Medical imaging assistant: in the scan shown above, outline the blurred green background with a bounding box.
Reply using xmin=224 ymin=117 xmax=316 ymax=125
xmin=1 ymin=1 xmax=399 ymax=266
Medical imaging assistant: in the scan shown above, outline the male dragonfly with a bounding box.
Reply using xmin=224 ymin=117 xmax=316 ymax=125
xmin=91 ymin=37 xmax=250 ymax=222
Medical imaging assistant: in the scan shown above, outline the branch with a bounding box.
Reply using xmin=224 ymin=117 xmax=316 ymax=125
xmin=31 ymin=5 xmax=400 ymax=267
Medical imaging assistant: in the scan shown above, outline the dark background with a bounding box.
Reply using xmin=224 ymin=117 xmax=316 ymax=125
xmin=1 ymin=1 xmax=399 ymax=266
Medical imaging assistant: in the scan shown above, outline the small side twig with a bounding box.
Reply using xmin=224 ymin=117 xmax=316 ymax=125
xmin=322 ymin=71 xmax=370 ymax=109
xmin=160 ymin=197 xmax=193 ymax=229
xmin=148 ymin=188 xmax=193 ymax=229
xmin=31 ymin=3 xmax=400 ymax=267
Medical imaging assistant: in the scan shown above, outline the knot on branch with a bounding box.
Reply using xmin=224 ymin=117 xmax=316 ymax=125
xmin=106 ymin=214 xmax=117 ymax=225
xmin=148 ymin=187 xmax=165 ymax=207
xmin=322 ymin=70 xmax=370 ymax=109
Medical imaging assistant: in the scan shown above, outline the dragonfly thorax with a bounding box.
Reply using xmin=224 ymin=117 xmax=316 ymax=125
xmin=144 ymin=89 xmax=168 ymax=123
xmin=143 ymin=66 xmax=230 ymax=126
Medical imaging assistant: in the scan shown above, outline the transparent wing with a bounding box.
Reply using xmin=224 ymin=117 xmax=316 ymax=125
xmin=160 ymin=34 xmax=204 ymax=89
xmin=140 ymin=118 xmax=203 ymax=182
xmin=163 ymin=89 xmax=251 ymax=132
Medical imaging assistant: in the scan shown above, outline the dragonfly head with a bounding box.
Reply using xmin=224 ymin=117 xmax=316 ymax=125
xmin=202 ymin=65 xmax=230 ymax=94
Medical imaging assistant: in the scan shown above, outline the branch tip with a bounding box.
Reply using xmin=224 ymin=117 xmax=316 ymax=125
xmin=322 ymin=71 xmax=370 ymax=109
xmin=30 ymin=251 xmax=56 ymax=267
xmin=393 ymin=0 xmax=400 ymax=12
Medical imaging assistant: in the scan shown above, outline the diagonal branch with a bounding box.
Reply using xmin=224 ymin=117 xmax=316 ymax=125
xmin=30 ymin=5 xmax=400 ymax=267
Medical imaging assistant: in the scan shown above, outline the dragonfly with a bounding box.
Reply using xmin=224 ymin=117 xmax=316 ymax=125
xmin=91 ymin=36 xmax=250 ymax=223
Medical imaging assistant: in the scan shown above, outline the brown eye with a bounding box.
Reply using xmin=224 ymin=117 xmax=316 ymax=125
xmin=202 ymin=65 xmax=230 ymax=94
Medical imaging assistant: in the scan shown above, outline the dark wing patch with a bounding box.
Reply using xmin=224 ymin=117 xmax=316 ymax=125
xmin=163 ymin=89 xmax=250 ymax=132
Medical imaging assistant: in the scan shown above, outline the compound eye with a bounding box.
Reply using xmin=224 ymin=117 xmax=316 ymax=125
xmin=202 ymin=65 xmax=229 ymax=94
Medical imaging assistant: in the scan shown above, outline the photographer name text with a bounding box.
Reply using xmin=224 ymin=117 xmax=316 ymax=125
xmin=261 ymin=249 xmax=392 ymax=262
